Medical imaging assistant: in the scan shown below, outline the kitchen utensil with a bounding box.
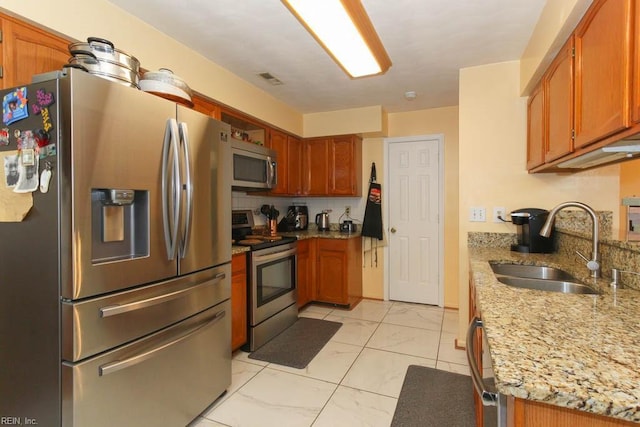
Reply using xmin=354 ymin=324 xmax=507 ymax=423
xmin=340 ymin=220 xmax=357 ymax=233
xmin=68 ymin=51 xmax=140 ymax=88
xmin=139 ymin=68 xmax=193 ymax=107
xmin=68 ymin=37 xmax=140 ymax=72
xmin=315 ymin=210 xmax=330 ymax=231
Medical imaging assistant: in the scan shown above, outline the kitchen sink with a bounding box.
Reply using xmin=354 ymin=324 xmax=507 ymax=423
xmin=489 ymin=262 xmax=575 ymax=281
xmin=495 ymin=276 xmax=599 ymax=294
xmin=489 ymin=262 xmax=600 ymax=295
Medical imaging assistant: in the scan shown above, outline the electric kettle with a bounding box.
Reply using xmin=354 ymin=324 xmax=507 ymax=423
xmin=315 ymin=210 xmax=330 ymax=231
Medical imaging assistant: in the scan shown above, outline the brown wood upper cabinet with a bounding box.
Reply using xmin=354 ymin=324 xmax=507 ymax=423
xmin=633 ymin=0 xmax=640 ymax=125
xmin=528 ymin=0 xmax=635 ymax=172
xmin=0 ymin=14 xmax=70 ymax=89
xmin=545 ymin=36 xmax=574 ymax=163
xmin=303 ymin=135 xmax=362 ymax=197
xmin=573 ymin=0 xmax=632 ymax=149
xmin=269 ymin=129 xmax=303 ymax=195
xmin=526 ymin=82 xmax=545 ymax=170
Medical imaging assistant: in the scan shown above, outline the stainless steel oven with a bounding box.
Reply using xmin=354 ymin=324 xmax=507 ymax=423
xmin=246 ymin=241 xmax=298 ymax=351
xmin=232 ymin=209 xmax=298 ymax=352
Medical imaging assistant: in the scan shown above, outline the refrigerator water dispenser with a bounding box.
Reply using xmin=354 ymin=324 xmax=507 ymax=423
xmin=91 ymin=189 xmax=149 ymax=263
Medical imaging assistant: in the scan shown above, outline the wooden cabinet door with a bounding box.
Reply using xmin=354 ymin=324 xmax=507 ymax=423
xmin=296 ymin=239 xmax=315 ymax=308
xmin=1 ymin=16 xmax=70 ymax=88
xmin=526 ymin=82 xmax=545 ymax=170
xmin=269 ymin=129 xmax=289 ymax=195
xmin=545 ymin=37 xmax=574 ymax=162
xmin=633 ymin=0 xmax=640 ymax=124
xmin=303 ymin=138 xmax=329 ymax=195
xmin=231 ymin=253 xmax=247 ymax=351
xmin=573 ymin=0 xmax=632 ymax=149
xmin=315 ymin=239 xmax=348 ymax=305
xmin=329 ymin=135 xmax=361 ymax=196
xmin=287 ymin=135 xmax=303 ymax=195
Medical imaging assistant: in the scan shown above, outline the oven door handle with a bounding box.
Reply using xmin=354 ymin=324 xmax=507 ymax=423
xmin=253 ymin=247 xmax=296 ymax=263
xmin=466 ymin=316 xmax=498 ymax=407
xmin=99 ymin=272 xmax=226 ymax=317
xmin=98 ymin=309 xmax=226 ymax=376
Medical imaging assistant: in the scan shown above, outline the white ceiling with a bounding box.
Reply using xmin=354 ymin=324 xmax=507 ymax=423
xmin=107 ymin=0 xmax=546 ymax=114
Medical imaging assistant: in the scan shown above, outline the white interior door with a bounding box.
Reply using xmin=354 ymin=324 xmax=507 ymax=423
xmin=387 ymin=136 xmax=442 ymax=305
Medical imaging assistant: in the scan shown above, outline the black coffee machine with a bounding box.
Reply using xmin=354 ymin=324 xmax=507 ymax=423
xmin=510 ymin=208 xmax=554 ymax=253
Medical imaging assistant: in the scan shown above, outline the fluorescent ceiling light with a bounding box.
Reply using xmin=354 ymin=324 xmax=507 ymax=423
xmin=282 ymin=0 xmax=391 ymax=78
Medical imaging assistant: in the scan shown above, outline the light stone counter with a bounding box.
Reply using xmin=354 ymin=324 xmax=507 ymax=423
xmin=469 ymin=246 xmax=640 ymax=423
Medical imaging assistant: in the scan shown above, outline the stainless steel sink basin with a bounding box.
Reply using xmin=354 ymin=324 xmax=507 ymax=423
xmin=495 ymin=276 xmax=599 ymax=295
xmin=489 ymin=262 xmax=599 ymax=295
xmin=489 ymin=262 xmax=575 ymax=281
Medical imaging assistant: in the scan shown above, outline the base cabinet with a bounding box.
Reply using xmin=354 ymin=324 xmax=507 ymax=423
xmin=315 ymin=238 xmax=362 ymax=307
xmin=296 ymin=239 xmax=315 ymax=308
xmin=508 ymin=397 xmax=636 ymax=427
xmin=231 ymin=253 xmax=247 ymax=351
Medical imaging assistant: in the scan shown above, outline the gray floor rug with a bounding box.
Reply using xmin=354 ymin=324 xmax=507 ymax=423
xmin=248 ymin=318 xmax=342 ymax=369
xmin=391 ymin=365 xmax=475 ymax=427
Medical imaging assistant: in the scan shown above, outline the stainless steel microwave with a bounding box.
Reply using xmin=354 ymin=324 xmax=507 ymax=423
xmin=231 ymin=140 xmax=277 ymax=191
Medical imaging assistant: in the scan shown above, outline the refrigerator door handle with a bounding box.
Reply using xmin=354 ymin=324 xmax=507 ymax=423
xmin=98 ymin=309 xmax=226 ymax=376
xmin=161 ymin=118 xmax=181 ymax=260
xmin=178 ymin=122 xmax=193 ymax=259
xmin=99 ymin=273 xmax=226 ymax=317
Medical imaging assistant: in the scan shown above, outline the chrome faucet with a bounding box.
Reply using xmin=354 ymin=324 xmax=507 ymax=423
xmin=539 ymin=201 xmax=600 ymax=278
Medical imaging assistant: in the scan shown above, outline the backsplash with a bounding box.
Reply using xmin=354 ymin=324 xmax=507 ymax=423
xmin=232 ymin=192 xmax=367 ymax=227
xmin=468 ymin=211 xmax=640 ymax=290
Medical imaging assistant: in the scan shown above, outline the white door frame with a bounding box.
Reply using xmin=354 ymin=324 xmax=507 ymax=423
xmin=383 ymin=134 xmax=445 ymax=306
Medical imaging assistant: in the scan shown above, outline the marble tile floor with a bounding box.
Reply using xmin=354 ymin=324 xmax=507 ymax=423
xmin=191 ymin=299 xmax=469 ymax=427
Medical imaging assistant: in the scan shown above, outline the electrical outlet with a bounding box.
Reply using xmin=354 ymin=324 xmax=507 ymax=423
xmin=493 ymin=207 xmax=506 ymax=223
xmin=469 ymin=207 xmax=486 ymax=222
xmin=345 ymin=206 xmax=351 ymax=216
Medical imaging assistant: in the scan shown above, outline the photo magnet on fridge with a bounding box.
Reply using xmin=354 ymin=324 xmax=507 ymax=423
xmin=2 ymin=87 xmax=28 ymax=125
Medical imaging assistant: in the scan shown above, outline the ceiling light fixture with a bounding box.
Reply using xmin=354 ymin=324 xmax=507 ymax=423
xmin=282 ymin=0 xmax=392 ymax=78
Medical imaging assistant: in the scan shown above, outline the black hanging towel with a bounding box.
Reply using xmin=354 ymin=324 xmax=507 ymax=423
xmin=361 ymin=162 xmax=383 ymax=240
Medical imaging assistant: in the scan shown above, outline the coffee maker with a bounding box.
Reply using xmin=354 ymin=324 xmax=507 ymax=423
xmin=278 ymin=205 xmax=309 ymax=231
xmin=510 ymin=208 xmax=554 ymax=253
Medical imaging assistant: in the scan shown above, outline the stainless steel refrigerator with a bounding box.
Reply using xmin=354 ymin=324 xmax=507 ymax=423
xmin=0 ymin=69 xmax=232 ymax=426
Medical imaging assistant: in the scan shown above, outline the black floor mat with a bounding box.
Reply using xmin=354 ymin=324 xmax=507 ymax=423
xmin=248 ymin=318 xmax=342 ymax=369
xmin=391 ymin=365 xmax=476 ymax=427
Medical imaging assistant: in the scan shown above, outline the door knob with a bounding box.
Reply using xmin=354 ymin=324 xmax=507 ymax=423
xmin=390 ymin=227 xmax=396 ymax=233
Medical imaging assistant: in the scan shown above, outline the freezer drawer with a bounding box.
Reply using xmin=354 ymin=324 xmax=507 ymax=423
xmin=62 ymin=265 xmax=230 ymax=361
xmin=62 ymin=300 xmax=231 ymax=427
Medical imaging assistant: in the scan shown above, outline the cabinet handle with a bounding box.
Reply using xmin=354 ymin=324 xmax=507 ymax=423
xmin=390 ymin=227 xmax=396 ymax=233
xmin=465 ymin=317 xmax=498 ymax=407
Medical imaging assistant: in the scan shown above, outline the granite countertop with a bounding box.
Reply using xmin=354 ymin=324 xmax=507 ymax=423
xmin=469 ymin=247 xmax=640 ymax=423
xmin=232 ymin=228 xmax=360 ymax=255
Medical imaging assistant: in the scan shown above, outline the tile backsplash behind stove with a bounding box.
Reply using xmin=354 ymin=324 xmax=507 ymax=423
xmin=232 ymin=192 xmax=366 ymax=227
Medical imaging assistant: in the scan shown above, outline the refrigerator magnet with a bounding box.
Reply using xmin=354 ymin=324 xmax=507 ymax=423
xmin=0 ymin=128 xmax=9 ymax=146
xmin=3 ymin=153 xmax=19 ymax=188
xmin=2 ymin=87 xmax=28 ymax=125
xmin=39 ymin=165 xmax=52 ymax=193
xmin=13 ymin=154 xmax=38 ymax=193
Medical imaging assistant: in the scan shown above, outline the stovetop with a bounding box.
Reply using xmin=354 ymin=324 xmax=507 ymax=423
xmin=232 ymin=209 xmax=296 ymax=250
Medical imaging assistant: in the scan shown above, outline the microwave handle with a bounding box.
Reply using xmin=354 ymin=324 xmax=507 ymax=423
xmin=267 ymin=156 xmax=276 ymax=187
xmin=466 ymin=317 xmax=498 ymax=407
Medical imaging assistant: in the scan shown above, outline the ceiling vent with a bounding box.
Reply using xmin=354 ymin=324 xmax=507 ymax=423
xmin=258 ymin=72 xmax=283 ymax=85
